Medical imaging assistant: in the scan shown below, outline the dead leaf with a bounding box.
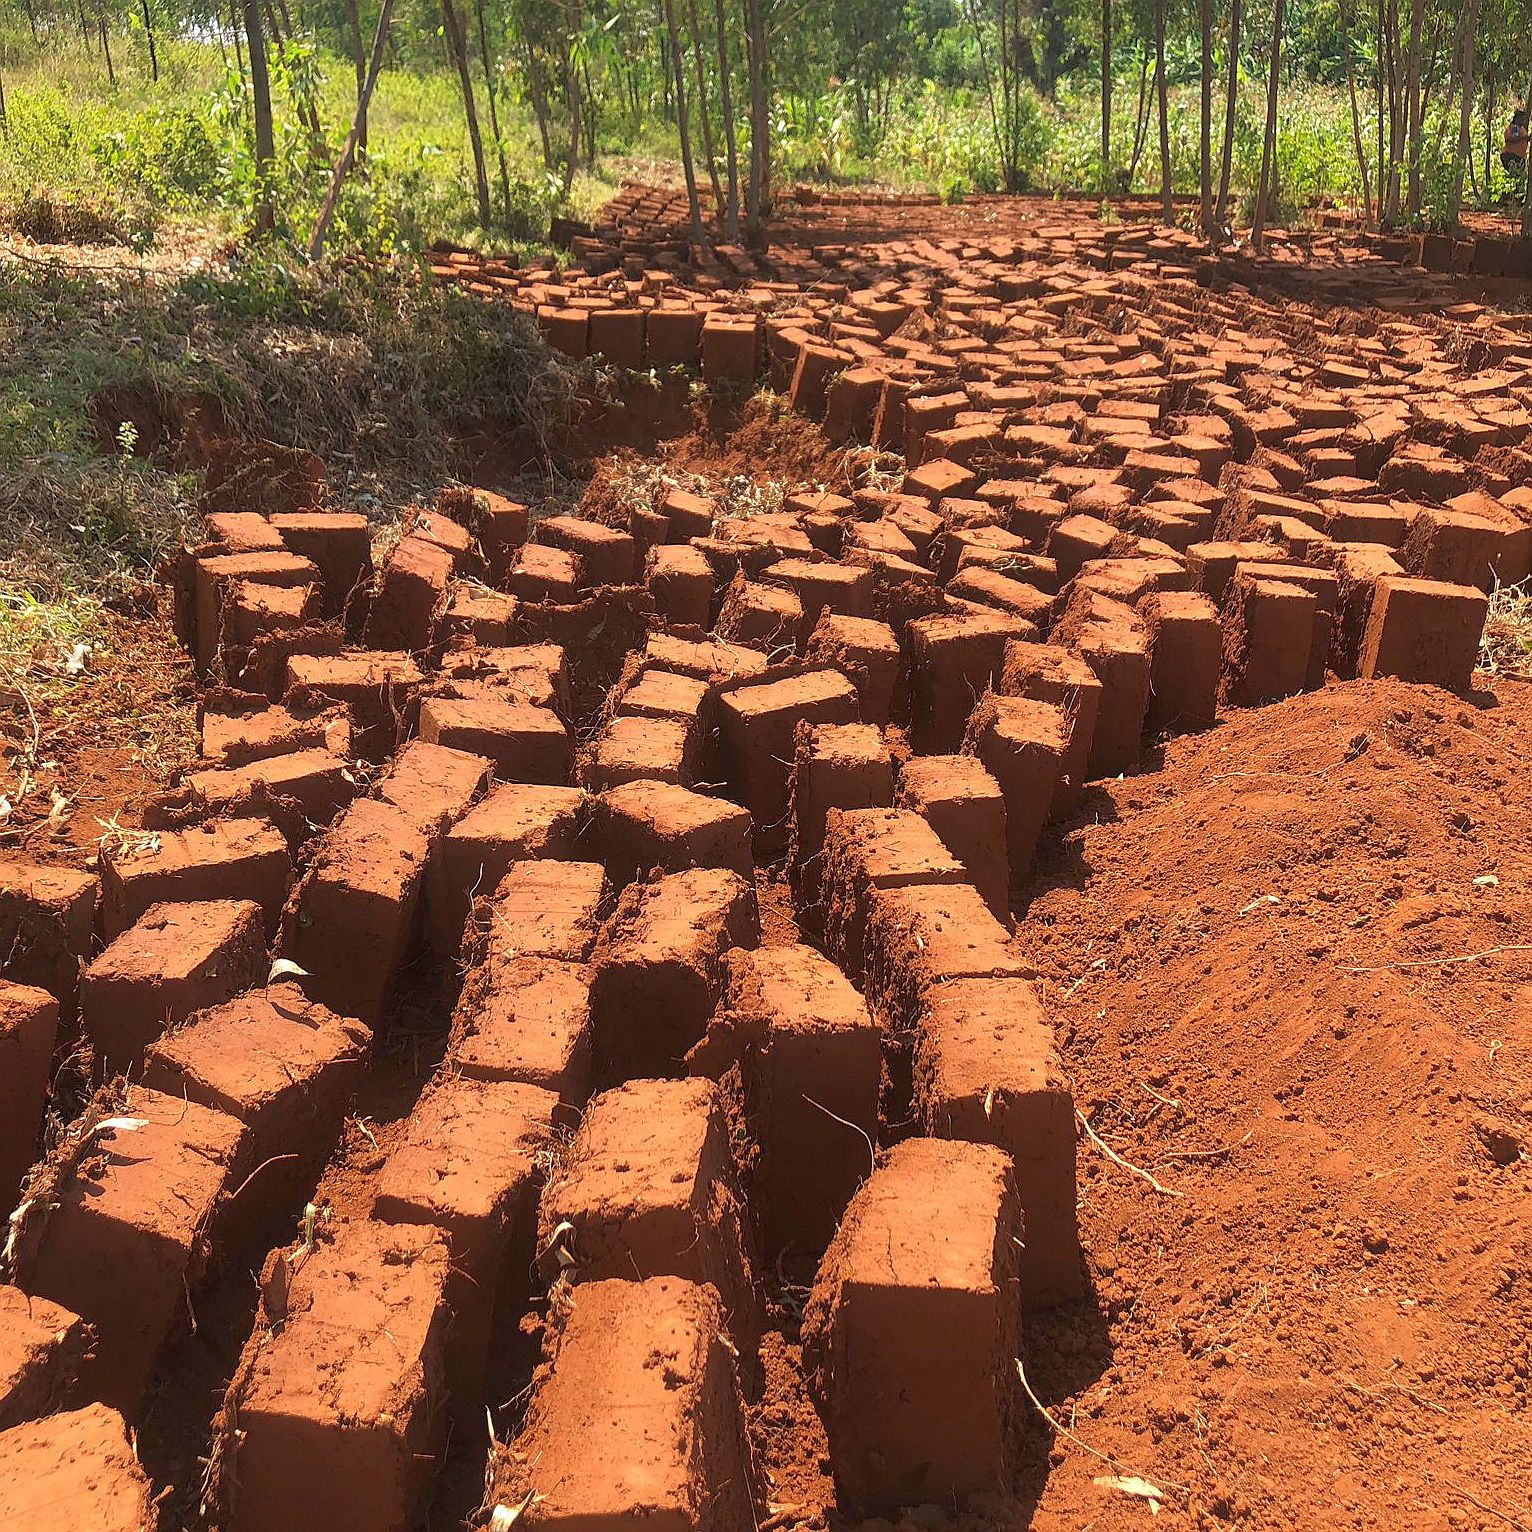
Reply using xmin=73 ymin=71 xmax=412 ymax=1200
xmin=1094 ymin=1474 xmax=1165 ymax=1515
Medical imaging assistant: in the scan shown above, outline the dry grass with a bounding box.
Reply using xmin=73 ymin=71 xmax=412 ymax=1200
xmin=1478 ymin=580 xmax=1532 ymax=680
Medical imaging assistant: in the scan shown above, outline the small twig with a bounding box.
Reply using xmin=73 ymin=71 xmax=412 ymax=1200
xmin=1339 ymin=943 xmax=1532 ymax=975
xmin=1424 ymin=1473 xmax=1532 ymax=1532
xmin=1076 ymin=1109 xmax=1183 ymax=1197
xmin=1154 ymin=1131 xmax=1253 ymax=1166
xmin=801 ymin=1093 xmax=875 ymax=1178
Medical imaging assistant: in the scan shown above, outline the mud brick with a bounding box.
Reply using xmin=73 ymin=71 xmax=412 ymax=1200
xmin=589 ymin=867 xmax=758 ymax=1083
xmin=716 ymin=669 xmax=860 ymax=856
xmin=862 ymin=881 xmax=1030 ymax=1033
xmin=510 ymin=542 xmax=583 ymax=603
xmin=615 ymin=666 xmax=710 ymax=722
xmin=823 ymin=364 xmax=884 ymax=442
xmin=908 ymin=612 xmax=1032 ymax=754
xmin=789 ymin=722 xmax=894 ymax=914
xmin=540 ymin=1078 xmax=756 ymax=1349
xmin=193 ymin=550 xmax=318 ymax=672
xmin=0 ymin=1287 xmax=91 ymax=1430
xmin=588 ymin=305 xmax=645 ymax=368
xmin=279 ymin=798 xmax=429 ymax=1025
xmin=406 ymin=507 xmax=476 ymax=570
xmin=81 ymin=899 xmax=265 ymax=1078
xmin=647 ymin=305 xmax=704 ymax=366
xmin=1046 ymin=512 xmax=1119 ymax=582
xmin=581 ymin=714 xmax=696 ymax=789
xmin=1139 ymin=588 xmax=1221 ymax=733
xmin=449 ymin=955 xmax=593 ymax=1104
xmin=1053 ymin=594 xmax=1151 ymax=779
xmin=818 ymin=807 xmax=969 ymax=975
xmin=962 ymin=696 xmax=1066 ymax=893
xmin=538 ymin=514 xmax=637 ymax=587
xmin=716 ymin=945 xmax=880 ymax=1255
xmin=100 ymin=817 xmax=290 ymax=941
xmin=19 ymin=1089 xmax=246 ymax=1411
xmin=221 ymin=579 xmax=317 ymax=657
xmin=489 ymin=1276 xmax=756 ymax=1532
xmin=802 ymin=1138 xmax=1021 ymax=1516
xmin=895 ymin=755 xmax=1008 ymax=919
xmin=539 ymin=304 xmax=589 ymax=357
xmin=270 ymin=512 xmax=373 ymax=618
xmin=465 ymin=490 xmax=531 ymax=583
xmin=436 ymin=582 xmax=515 ymax=645
xmin=789 ymin=341 xmax=848 ymax=418
xmin=378 ymin=738 xmax=492 ymax=840
xmin=206 ymin=511 xmax=283 ymax=552
xmin=200 ymin=700 xmax=351 ymax=767
xmin=372 ymin=1076 xmax=556 ymax=1415
xmin=216 ymin=1222 xmax=452 ymax=1532
xmin=762 ymin=557 xmax=875 ymax=640
xmin=1220 ymin=573 xmax=1317 ymax=708
xmin=466 ymin=859 xmax=610 ymax=965
xmin=0 ymin=1403 xmax=153 ymax=1529
xmin=902 ymin=456 xmax=980 ymax=504
xmin=428 ymin=782 xmax=586 ymax=955
xmin=646 ymin=543 xmax=715 ymax=627
xmin=1329 ymin=544 xmax=1408 ymax=676
xmin=592 ymin=780 xmax=754 ymax=887
xmin=418 ymin=697 xmax=571 ymax=784
xmin=804 ymin=612 xmax=900 ymax=726
xmin=997 ymin=640 xmax=1102 ymax=819
xmin=657 ymin=486 xmax=718 ymax=542
xmin=645 ymin=631 xmax=766 ymax=683
xmin=947 ymin=565 xmax=1055 ymax=626
xmin=1185 ymin=540 xmax=1288 ymax=605
xmin=1400 ymin=504 xmax=1531 ymax=591
xmin=0 ymin=981 xmax=57 ymax=1210
xmin=362 ymin=534 xmax=454 ymax=652
xmin=1359 ymin=576 xmax=1488 ymax=691
xmin=439 ymin=643 xmax=571 ymax=717
xmin=701 ymin=314 xmax=760 ymax=381
xmin=0 ymin=860 xmax=96 ymax=1013
xmin=715 ymin=575 xmax=803 ymax=652
xmin=916 ymin=977 xmax=1080 ymax=1305
xmin=183 ymin=745 xmax=357 ymax=828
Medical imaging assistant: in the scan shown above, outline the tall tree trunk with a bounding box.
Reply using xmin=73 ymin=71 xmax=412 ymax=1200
xmin=1129 ymin=51 xmax=1154 ymax=188
xmin=1153 ymin=0 xmax=1170 ymax=221
xmin=684 ymin=0 xmax=725 ymax=215
xmin=0 ymin=56 xmax=9 ymax=140
xmin=661 ymin=0 xmax=704 ymax=241
xmin=140 ymin=0 xmax=159 ymax=81
xmin=441 ymin=0 xmax=492 ymax=227
xmin=473 ymin=0 xmax=513 ymax=223
xmin=1252 ymin=0 xmax=1285 ymax=247
xmin=342 ymin=0 xmax=367 ymax=154
xmin=1523 ymin=63 xmax=1532 ymax=237
xmin=1215 ymin=0 xmax=1240 ymax=224
xmin=1403 ymin=0 xmax=1424 ymax=218
xmin=518 ymin=3 xmax=554 ymax=170
xmin=713 ymin=0 xmax=740 ymax=238
xmin=1444 ymin=0 xmax=1478 ymax=228
xmin=1339 ymin=0 xmax=1373 ymax=222
xmin=98 ymin=7 xmax=117 ymax=85
xmin=230 ymin=0 xmax=247 ymax=89
xmin=1100 ymin=0 xmax=1111 ymax=196
xmin=1482 ymin=60 xmax=1495 ymax=200
xmin=309 ymin=0 xmax=395 ymax=257
xmin=1198 ymin=0 xmax=1212 ymax=231
xmin=243 ymin=0 xmax=275 ymax=234
xmin=743 ymin=0 xmax=769 ymax=247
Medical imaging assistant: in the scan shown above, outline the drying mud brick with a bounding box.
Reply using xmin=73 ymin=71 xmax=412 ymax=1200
xmin=140 ymin=983 xmax=370 ymax=1256
xmin=270 ymin=511 xmax=373 ymax=617
xmin=716 ymin=669 xmax=860 ymax=855
xmin=80 ymin=899 xmax=266 ymax=1078
xmin=490 ymin=1276 xmax=756 ymax=1532
xmin=0 ymin=1403 xmax=153 ymax=1532
xmin=371 ymin=1076 xmax=556 ymax=1414
xmin=1220 ymin=573 xmax=1317 ymax=708
xmin=182 ymin=745 xmax=357 ymax=829
xmin=908 ymin=613 xmax=1034 ymax=754
xmin=19 ymin=1089 xmax=247 ymax=1412
xmin=592 ymin=779 xmax=754 ymax=887
xmin=802 ymin=1138 xmax=1021 ymax=1516
xmin=193 ymin=550 xmax=318 ymax=672
xmin=1358 ymin=576 xmax=1488 ymax=692
xmin=1054 ymin=596 xmax=1151 ymax=779
xmin=963 ymin=694 xmax=1067 ymax=893
xmin=582 ymin=713 xmax=696 ymax=790
xmin=647 ymin=543 xmax=716 ymax=626
xmin=364 ymin=534 xmax=456 ymax=652
xmin=916 ymin=976 xmax=1081 ymax=1305
xmin=1139 ymin=588 xmax=1222 ymax=732
xmin=804 ymin=613 xmax=901 ymax=726
xmin=284 ymin=651 xmax=425 ymax=758
xmin=862 ymin=881 xmax=1031 ymax=1033
xmin=789 ymin=721 xmax=894 ymax=910
xmin=280 ymin=797 xmax=431 ymax=1026
xmin=1329 ymin=543 xmax=1407 ymax=677
xmin=716 ymin=945 xmax=881 ymax=1256
xmin=589 ymin=867 xmax=759 ymax=1083
xmin=895 ymin=755 xmax=1009 ymax=920
xmin=100 ymin=817 xmax=290 ymax=940
xmin=216 ymin=1222 xmax=452 ymax=1532
xmin=818 ymin=806 xmax=968 ymax=974
xmin=0 ymin=860 xmax=97 ymax=1012
xmin=428 ymin=781 xmax=586 ymax=955
xmin=540 ymin=1077 xmax=757 ymax=1350
xmin=997 ymin=641 xmax=1102 ymax=818
xmin=466 ymin=858 xmax=611 ymax=964
xmin=377 ymin=737 xmax=494 ymax=836
xmin=417 ymin=696 xmax=572 ymax=784
xmin=0 ymin=981 xmax=59 ymax=1210
xmin=0 ymin=1287 xmax=92 ymax=1430
xmin=449 ymin=954 xmax=593 ymax=1104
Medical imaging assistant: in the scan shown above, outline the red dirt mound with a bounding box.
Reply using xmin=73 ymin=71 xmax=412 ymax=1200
xmin=1020 ymin=677 xmax=1532 ymax=1532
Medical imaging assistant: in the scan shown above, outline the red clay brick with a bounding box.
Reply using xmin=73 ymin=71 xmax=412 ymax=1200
xmin=0 ymin=1287 xmax=91 ymax=1430
xmin=896 ymin=754 xmax=1009 ymax=919
xmin=0 ymin=981 xmax=58 ymax=1211
xmin=0 ymin=1402 xmax=153 ymax=1529
xmin=592 ymin=779 xmax=754 ymax=887
xmin=449 ymin=954 xmax=593 ymax=1104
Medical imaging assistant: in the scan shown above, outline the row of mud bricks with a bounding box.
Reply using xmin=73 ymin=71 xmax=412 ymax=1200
xmin=2 ymin=258 xmax=1530 ymax=1528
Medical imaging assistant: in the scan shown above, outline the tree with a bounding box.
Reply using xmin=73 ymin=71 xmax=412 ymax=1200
xmin=1153 ymin=0 xmax=1170 ymax=220
xmin=743 ymin=0 xmax=770 ymax=245
xmin=441 ymin=0 xmax=493 ymax=227
xmin=659 ymin=0 xmax=704 ymax=240
xmin=1215 ymin=0 xmax=1241 ymax=225
xmin=1443 ymin=0 xmax=1480 ymax=227
xmin=1198 ymin=0 xmax=1212 ymax=232
xmin=713 ymin=0 xmax=740 ymax=238
xmin=1253 ymin=0 xmax=1287 ymax=247
xmin=243 ymin=0 xmax=276 ymax=234
xmin=1100 ymin=0 xmax=1111 ymax=196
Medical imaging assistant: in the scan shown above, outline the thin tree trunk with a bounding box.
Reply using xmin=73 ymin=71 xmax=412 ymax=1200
xmin=661 ymin=0 xmax=704 ymax=240
xmin=342 ymin=0 xmax=367 ymax=154
xmin=309 ymin=0 xmax=395 ymax=258
xmin=684 ymin=0 xmax=724 ymax=215
xmin=1215 ymin=0 xmax=1240 ymax=224
xmin=1523 ymin=64 xmax=1532 ymax=237
xmin=1403 ymin=0 xmax=1424 ymax=218
xmin=1483 ymin=60 xmax=1495 ymax=201
xmin=1198 ymin=0 xmax=1211 ymax=231
xmin=98 ymin=7 xmax=116 ymax=84
xmin=243 ymin=0 xmax=275 ymax=234
xmin=0 ymin=56 xmax=9 ymax=140
xmin=519 ymin=3 xmax=554 ymax=170
xmin=1100 ymin=0 xmax=1111 ymax=196
xmin=140 ymin=0 xmax=159 ymax=81
xmin=1252 ymin=0 xmax=1285 ymax=247
xmin=1153 ymin=0 xmax=1170 ymax=221
xmin=1376 ymin=0 xmax=1385 ymax=206
xmin=1129 ymin=51 xmax=1154 ymax=188
xmin=230 ymin=0 xmax=247 ymax=89
xmin=441 ymin=0 xmax=492 ymax=227
xmin=743 ymin=0 xmax=769 ymax=247
xmin=1339 ymin=0 xmax=1373 ymax=222
xmin=1444 ymin=0 xmax=1478 ymax=228
xmin=473 ymin=0 xmax=513 ymax=223
xmin=713 ymin=0 xmax=740 ymax=238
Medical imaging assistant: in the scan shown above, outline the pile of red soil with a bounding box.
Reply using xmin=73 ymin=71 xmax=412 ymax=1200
xmin=1018 ymin=676 xmax=1532 ymax=1531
